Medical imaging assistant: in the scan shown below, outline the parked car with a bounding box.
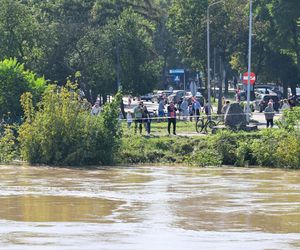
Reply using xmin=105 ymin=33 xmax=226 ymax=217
xmin=140 ymin=93 xmax=154 ymax=102
xmin=167 ymin=90 xmax=186 ymax=104
xmin=255 ymin=88 xmax=277 ymax=95
xmin=151 ymin=90 xmax=173 ymax=103
xmin=254 ymin=94 xmax=280 ymax=112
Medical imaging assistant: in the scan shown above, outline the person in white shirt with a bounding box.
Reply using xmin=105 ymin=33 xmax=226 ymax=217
xmin=281 ymin=99 xmax=290 ymax=111
xmin=126 ymin=111 xmax=133 ymax=128
xmin=91 ymin=102 xmax=101 ymax=116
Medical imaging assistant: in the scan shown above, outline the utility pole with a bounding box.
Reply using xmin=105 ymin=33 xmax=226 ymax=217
xmin=207 ymin=0 xmax=224 ymax=117
xmin=246 ymin=0 xmax=253 ymax=122
xmin=115 ymin=3 xmax=121 ymax=91
xmin=213 ymin=47 xmax=216 ymax=102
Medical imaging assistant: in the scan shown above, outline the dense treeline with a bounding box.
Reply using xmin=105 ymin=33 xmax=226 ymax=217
xmin=0 ymin=0 xmax=299 ymax=102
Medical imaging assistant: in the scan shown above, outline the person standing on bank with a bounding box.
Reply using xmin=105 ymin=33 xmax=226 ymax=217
xmin=158 ymin=99 xmax=165 ymax=122
xmin=264 ymin=102 xmax=275 ymax=128
xmin=133 ymin=101 xmax=144 ymax=134
xmin=193 ymin=99 xmax=201 ymax=121
xmin=180 ymin=98 xmax=189 ymax=121
xmin=167 ymin=102 xmax=177 ymax=135
xmin=142 ymin=105 xmax=151 ymax=136
xmin=126 ymin=110 xmax=133 ymax=129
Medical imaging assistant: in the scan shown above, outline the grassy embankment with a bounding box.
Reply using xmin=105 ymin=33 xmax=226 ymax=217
xmin=118 ymin=121 xmax=300 ymax=168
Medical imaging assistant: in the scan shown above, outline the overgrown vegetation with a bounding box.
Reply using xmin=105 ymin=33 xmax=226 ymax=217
xmin=0 ymin=99 xmax=299 ymax=168
xmin=0 ymin=125 xmax=17 ymax=163
xmin=118 ymin=128 xmax=300 ymax=169
xmin=18 ymin=83 xmax=122 ymax=166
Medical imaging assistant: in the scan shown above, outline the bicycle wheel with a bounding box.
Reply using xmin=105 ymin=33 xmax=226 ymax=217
xmin=203 ymin=120 xmax=217 ymax=133
xmin=195 ymin=119 xmax=204 ymax=133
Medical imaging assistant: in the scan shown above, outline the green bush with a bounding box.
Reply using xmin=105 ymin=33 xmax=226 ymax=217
xmin=0 ymin=58 xmax=46 ymax=123
xmin=0 ymin=126 xmax=17 ymax=163
xmin=18 ymin=83 xmax=121 ymax=166
xmin=118 ymin=126 xmax=299 ymax=169
xmin=278 ymin=107 xmax=300 ymax=131
xmin=214 ymin=131 xmax=238 ymax=165
xmin=250 ymin=132 xmax=277 ymax=167
xmin=187 ymin=149 xmax=222 ymax=167
xmin=235 ymin=141 xmax=256 ymax=166
xmin=275 ymin=131 xmax=300 ymax=168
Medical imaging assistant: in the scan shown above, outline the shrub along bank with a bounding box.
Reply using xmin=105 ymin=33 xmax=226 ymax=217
xmin=0 ymin=97 xmax=299 ymax=168
xmin=118 ymin=128 xmax=300 ymax=169
xmin=17 ymin=83 xmax=122 ymax=166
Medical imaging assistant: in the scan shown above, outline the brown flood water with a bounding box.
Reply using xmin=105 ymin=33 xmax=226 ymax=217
xmin=0 ymin=165 xmax=300 ymax=250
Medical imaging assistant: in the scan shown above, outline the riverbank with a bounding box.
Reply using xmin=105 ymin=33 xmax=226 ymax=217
xmin=118 ymin=129 xmax=300 ymax=169
xmin=1 ymin=95 xmax=299 ymax=168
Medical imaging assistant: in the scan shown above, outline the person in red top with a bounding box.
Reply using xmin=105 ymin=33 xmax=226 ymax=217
xmin=167 ymin=102 xmax=177 ymax=135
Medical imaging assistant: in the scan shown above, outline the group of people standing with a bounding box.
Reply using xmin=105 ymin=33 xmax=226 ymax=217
xmin=130 ymin=101 xmax=178 ymax=136
xmin=130 ymin=101 xmax=151 ymax=135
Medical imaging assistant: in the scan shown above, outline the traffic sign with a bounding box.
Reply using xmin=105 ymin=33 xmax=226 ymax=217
xmin=169 ymin=69 xmax=184 ymax=74
xmin=243 ymin=72 xmax=256 ymax=85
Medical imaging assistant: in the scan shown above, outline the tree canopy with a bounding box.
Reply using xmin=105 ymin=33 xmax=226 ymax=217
xmin=0 ymin=0 xmax=299 ymax=100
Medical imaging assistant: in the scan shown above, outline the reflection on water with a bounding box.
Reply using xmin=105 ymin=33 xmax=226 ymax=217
xmin=0 ymin=165 xmax=300 ymax=249
xmin=0 ymin=196 xmax=123 ymax=222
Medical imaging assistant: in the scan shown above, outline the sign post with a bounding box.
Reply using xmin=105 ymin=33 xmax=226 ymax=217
xmin=169 ymin=69 xmax=185 ymax=91
xmin=246 ymin=0 xmax=253 ymax=123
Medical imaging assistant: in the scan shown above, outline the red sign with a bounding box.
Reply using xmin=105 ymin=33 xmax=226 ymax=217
xmin=243 ymin=72 xmax=256 ymax=85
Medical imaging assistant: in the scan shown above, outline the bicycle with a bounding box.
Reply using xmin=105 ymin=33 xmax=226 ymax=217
xmin=195 ymin=116 xmax=219 ymax=133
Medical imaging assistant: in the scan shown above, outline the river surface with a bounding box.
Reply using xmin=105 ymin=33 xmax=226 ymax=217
xmin=0 ymin=165 xmax=300 ymax=250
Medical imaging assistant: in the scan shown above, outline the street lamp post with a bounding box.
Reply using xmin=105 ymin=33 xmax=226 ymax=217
xmin=207 ymin=0 xmax=223 ymax=117
xmin=246 ymin=0 xmax=253 ymax=122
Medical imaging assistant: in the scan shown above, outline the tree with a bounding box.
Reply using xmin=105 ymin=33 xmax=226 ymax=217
xmin=0 ymin=58 xmax=46 ymax=122
xmin=0 ymin=0 xmax=44 ymax=70
xmin=19 ymin=83 xmax=122 ymax=166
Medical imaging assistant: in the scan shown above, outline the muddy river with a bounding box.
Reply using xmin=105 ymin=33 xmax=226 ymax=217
xmin=0 ymin=165 xmax=299 ymax=249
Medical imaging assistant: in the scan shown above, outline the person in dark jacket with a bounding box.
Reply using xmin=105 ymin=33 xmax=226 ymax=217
xmin=167 ymin=102 xmax=177 ymax=135
xmin=142 ymin=105 xmax=151 ymax=136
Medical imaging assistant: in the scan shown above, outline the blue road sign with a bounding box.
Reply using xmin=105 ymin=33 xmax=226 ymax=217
xmin=169 ymin=69 xmax=185 ymax=74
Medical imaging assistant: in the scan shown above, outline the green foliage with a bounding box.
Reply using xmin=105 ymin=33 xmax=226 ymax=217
xmin=214 ymin=130 xmax=239 ymax=165
xmin=119 ymin=128 xmax=300 ymax=169
xmin=0 ymin=125 xmax=17 ymax=163
xmin=0 ymin=58 xmax=46 ymax=122
xmin=275 ymin=132 xmax=300 ymax=168
xmin=235 ymin=142 xmax=255 ymax=167
xmin=187 ymin=149 xmax=222 ymax=167
xmin=280 ymin=107 xmax=300 ymax=130
xmin=19 ymin=83 xmax=122 ymax=166
xmin=249 ymin=129 xmax=299 ymax=168
xmin=0 ymin=0 xmax=44 ymax=69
